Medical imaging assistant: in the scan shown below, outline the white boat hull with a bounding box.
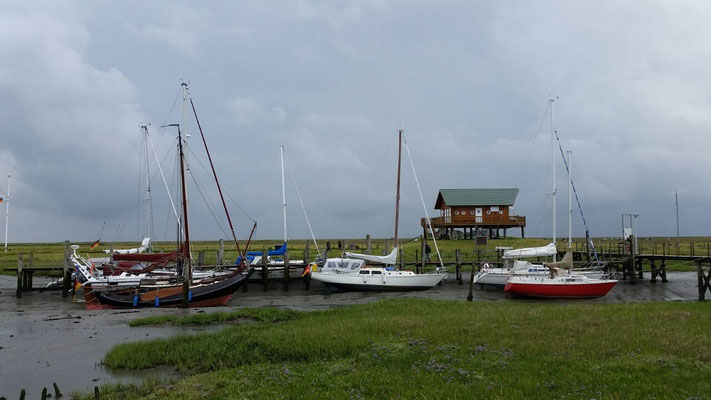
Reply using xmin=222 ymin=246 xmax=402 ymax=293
xmin=311 ymin=268 xmax=445 ymax=291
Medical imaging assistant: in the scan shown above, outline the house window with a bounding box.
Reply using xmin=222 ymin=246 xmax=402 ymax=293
xmin=490 ymin=206 xmax=499 ymax=212
xmin=469 ymin=210 xmax=475 ymax=215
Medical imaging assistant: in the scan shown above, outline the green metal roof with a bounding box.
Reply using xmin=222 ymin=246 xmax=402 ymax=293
xmin=434 ymin=188 xmax=519 ymax=209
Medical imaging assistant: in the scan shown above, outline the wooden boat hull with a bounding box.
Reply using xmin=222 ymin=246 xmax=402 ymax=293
xmin=88 ymin=269 xmax=253 ymax=309
xmin=504 ymin=279 xmax=617 ymax=299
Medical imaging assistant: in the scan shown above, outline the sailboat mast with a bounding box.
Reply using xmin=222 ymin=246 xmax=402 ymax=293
xmin=394 ymin=129 xmax=403 ymax=248
xmin=178 ymin=125 xmax=192 ymax=308
xmin=142 ymin=125 xmax=154 ymax=247
xmin=550 ymin=98 xmax=557 ymax=261
xmin=181 ymin=83 xmax=190 ymax=213
xmin=280 ymin=145 xmax=287 ymax=245
xmin=3 ymin=175 xmax=9 ymax=252
xmin=567 ymin=149 xmax=572 ymax=249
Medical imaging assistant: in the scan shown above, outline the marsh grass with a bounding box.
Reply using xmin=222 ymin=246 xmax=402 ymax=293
xmin=128 ymin=307 xmax=301 ymax=327
xmin=88 ymin=298 xmax=711 ymax=399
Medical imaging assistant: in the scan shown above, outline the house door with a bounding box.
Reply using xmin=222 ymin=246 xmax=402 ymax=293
xmin=475 ymin=208 xmax=483 ymax=223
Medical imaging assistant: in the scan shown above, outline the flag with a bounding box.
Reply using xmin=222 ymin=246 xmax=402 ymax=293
xmin=302 ymin=263 xmax=312 ymax=277
xmin=89 ymin=239 xmax=100 ymax=250
xmin=0 ymin=196 xmax=3 ymax=203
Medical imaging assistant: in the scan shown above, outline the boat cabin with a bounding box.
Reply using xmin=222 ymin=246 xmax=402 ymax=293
xmin=422 ymin=188 xmax=526 ymax=239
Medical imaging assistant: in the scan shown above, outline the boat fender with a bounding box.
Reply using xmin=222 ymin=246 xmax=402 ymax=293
xmin=155 ymin=296 xmax=160 ymax=307
xmin=133 ymin=295 xmax=138 ymax=307
xmin=188 ymin=291 xmax=192 ymax=302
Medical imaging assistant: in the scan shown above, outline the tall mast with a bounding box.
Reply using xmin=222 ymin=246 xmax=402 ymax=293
xmin=675 ymin=191 xmax=680 ymax=237
xmin=141 ymin=125 xmax=154 ymax=247
xmin=177 ymin=125 xmax=192 ymax=307
xmin=3 ymin=175 xmax=9 ymax=252
xmin=280 ymin=145 xmax=287 ymax=245
xmin=393 ymin=129 xmax=403 ymax=248
xmin=181 ymin=83 xmax=190 ymax=212
xmin=550 ymin=98 xmax=557 ymax=261
xmin=567 ymin=149 xmax=572 ymax=249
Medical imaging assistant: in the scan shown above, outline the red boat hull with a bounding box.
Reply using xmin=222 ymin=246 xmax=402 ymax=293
xmin=504 ymin=280 xmax=617 ymax=299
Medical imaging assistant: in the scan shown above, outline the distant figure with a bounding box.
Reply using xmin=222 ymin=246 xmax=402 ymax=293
xmin=337 ymin=240 xmax=342 ymax=250
xmin=326 ymin=241 xmax=331 ymax=253
xmin=424 ymin=242 xmax=432 ymax=262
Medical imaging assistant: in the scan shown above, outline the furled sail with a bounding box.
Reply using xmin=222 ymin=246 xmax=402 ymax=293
xmin=503 ymin=243 xmax=557 ymax=259
xmin=345 ymin=247 xmax=398 ymax=265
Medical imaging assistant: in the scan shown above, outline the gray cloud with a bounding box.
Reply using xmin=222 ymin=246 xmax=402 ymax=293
xmin=0 ymin=0 xmax=709 ymax=245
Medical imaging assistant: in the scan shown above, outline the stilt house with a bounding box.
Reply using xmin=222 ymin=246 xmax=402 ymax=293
xmin=421 ymin=188 xmax=526 ymax=239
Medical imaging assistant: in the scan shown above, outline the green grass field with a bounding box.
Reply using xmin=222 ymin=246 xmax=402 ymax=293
xmin=74 ymin=298 xmax=711 ymax=399
xmin=2 ymin=236 xmax=708 ymax=274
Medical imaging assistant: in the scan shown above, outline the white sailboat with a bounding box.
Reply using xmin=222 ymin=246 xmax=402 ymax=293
xmin=504 ymin=99 xmax=617 ymax=299
xmin=310 ymin=129 xmax=447 ymax=291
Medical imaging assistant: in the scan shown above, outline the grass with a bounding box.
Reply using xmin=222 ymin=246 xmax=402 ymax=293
xmin=4 ymin=236 xmax=709 ymax=274
xmin=128 ymin=307 xmax=302 ymax=327
xmin=75 ymin=298 xmax=711 ymax=399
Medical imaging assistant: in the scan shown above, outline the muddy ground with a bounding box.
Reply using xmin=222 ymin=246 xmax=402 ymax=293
xmin=0 ymin=272 xmax=700 ymax=398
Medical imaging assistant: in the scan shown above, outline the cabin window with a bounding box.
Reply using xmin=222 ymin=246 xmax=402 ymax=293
xmin=371 ymin=270 xmax=382 ymax=275
xmin=359 ymin=270 xmax=370 ymax=275
xmin=490 ymin=206 xmax=499 ymax=212
xmin=469 ymin=210 xmax=475 ymax=215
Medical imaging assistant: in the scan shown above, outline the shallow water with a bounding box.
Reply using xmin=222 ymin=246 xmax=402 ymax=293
xmin=0 ymin=271 xmax=700 ymax=397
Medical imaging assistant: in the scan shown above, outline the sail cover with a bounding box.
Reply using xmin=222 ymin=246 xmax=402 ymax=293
xmin=503 ymin=243 xmax=557 ymax=259
xmin=345 ymin=247 xmax=398 ymax=265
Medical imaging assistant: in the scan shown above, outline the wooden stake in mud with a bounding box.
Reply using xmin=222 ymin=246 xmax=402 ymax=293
xmin=62 ymin=241 xmax=71 ymax=297
xmin=456 ymin=249 xmax=462 ymax=285
xmin=366 ymin=234 xmax=371 ymax=255
xmin=16 ymin=252 xmax=22 ymax=298
xmin=262 ymin=249 xmax=268 ymax=292
xmin=283 ymin=251 xmax=290 ymax=291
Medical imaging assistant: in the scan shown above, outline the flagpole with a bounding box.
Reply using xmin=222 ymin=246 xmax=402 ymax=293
xmin=4 ymin=174 xmax=9 ymax=252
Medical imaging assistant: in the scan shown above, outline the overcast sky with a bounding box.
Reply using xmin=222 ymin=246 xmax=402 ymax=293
xmin=1 ymin=0 xmax=709 ymax=244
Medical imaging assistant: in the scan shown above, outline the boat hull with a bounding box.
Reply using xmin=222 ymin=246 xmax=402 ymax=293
xmin=504 ymin=279 xmax=617 ymax=299
xmin=311 ymin=271 xmax=445 ymax=292
xmin=89 ymin=269 xmax=253 ymax=309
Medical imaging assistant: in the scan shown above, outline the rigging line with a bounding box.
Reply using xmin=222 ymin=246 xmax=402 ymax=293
xmin=515 ymin=101 xmax=551 ymax=189
xmin=147 ymin=133 xmax=180 ymax=226
xmin=283 ymin=152 xmax=321 ymax=254
xmin=185 ymin=166 xmax=230 ymax=238
xmin=224 ymin=191 xmax=255 ymax=221
xmin=554 ymin=132 xmax=599 ymax=261
xmin=402 ymin=132 xmax=445 ymax=270
xmin=190 ymin=98 xmax=244 ymax=260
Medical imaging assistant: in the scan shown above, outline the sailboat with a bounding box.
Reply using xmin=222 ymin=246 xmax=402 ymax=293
xmin=87 ymin=91 xmax=253 ymax=309
xmin=310 ymin=129 xmax=447 ymax=291
xmin=503 ymin=99 xmax=617 ymax=299
xmin=235 ymin=145 xmax=305 ymax=281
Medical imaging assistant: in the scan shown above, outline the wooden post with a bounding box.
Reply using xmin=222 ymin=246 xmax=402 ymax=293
xmin=455 ymin=249 xmax=462 ymax=285
xmin=697 ymin=261 xmax=707 ymax=301
xmin=283 ymin=252 xmax=290 ymax=291
xmin=366 ymin=234 xmax=371 ymax=255
xmin=628 ymin=235 xmax=636 ymax=284
xmin=415 ymin=249 xmax=419 ymax=273
xmin=28 ymin=253 xmax=34 ymax=290
xmin=62 ymin=241 xmax=70 ymax=297
xmin=262 ymin=249 xmax=268 ymax=292
xmin=217 ymin=239 xmax=224 ymax=266
xmin=420 ymin=240 xmax=426 ymax=274
xmin=198 ymin=251 xmax=205 ymax=266
xmin=399 ymin=248 xmax=404 ymax=270
xmin=16 ymin=253 xmax=23 ymax=298
xmin=384 ymin=239 xmax=390 ymax=255
xmin=691 ymin=241 xmax=694 ymax=257
xmin=304 ymin=240 xmax=310 ymax=264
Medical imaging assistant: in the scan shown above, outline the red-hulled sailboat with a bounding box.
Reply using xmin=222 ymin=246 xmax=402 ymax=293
xmin=504 ymin=273 xmax=617 ymax=299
